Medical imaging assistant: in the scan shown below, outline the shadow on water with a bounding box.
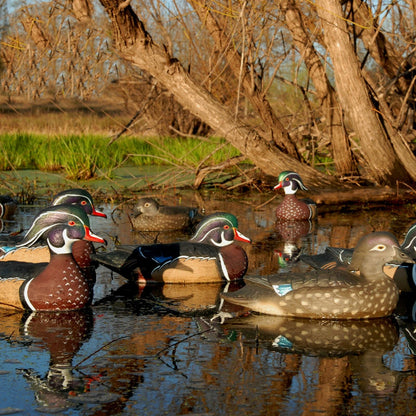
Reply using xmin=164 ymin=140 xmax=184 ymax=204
xmin=2 ymin=190 xmax=416 ymax=414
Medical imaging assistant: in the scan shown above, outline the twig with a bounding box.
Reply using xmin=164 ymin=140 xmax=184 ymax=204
xmin=155 ymin=328 xmax=214 ymax=357
xmin=73 ymin=335 xmax=129 ymax=369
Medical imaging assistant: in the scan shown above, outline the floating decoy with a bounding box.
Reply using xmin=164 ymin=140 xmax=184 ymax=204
xmin=51 ymin=188 xmax=107 ymax=218
xmin=300 ymin=223 xmax=416 ymax=292
xmin=0 ymin=195 xmax=18 ymax=219
xmin=274 ymin=171 xmax=317 ymax=220
xmin=221 ymin=232 xmax=414 ymax=319
xmin=93 ymin=212 xmax=251 ymax=284
xmin=0 ymin=204 xmax=105 ymax=311
xmin=0 ymin=188 xmax=107 ymax=264
xmin=130 ymin=197 xmax=200 ymax=231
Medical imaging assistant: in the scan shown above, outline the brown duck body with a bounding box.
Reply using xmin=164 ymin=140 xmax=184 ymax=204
xmin=275 ymin=195 xmax=316 ymax=221
xmin=93 ymin=212 xmax=251 ymax=284
xmin=224 ymin=272 xmax=399 ymax=319
xmin=222 ymin=232 xmax=414 ymax=319
xmin=1 ymin=253 xmax=91 ymax=311
xmin=274 ymin=171 xmax=317 ymax=221
xmin=131 ymin=197 xmax=199 ymax=232
xmin=94 ymin=242 xmax=248 ymax=284
xmin=0 ymin=205 xmax=105 ymax=312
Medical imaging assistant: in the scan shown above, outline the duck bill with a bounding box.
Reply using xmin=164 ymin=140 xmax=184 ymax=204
xmin=92 ymin=207 xmax=107 ymax=218
xmin=233 ymin=228 xmax=251 ymax=243
xmin=273 ymin=182 xmax=283 ymax=190
xmin=392 ymin=246 xmax=416 ymax=265
xmin=83 ymin=225 xmax=106 ymax=244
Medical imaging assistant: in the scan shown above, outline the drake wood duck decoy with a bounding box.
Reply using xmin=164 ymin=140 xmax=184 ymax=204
xmin=0 ymin=188 xmax=107 ymax=264
xmin=222 ymin=232 xmax=414 ymax=319
xmin=130 ymin=197 xmax=200 ymax=231
xmin=300 ymin=223 xmax=416 ymax=292
xmin=274 ymin=171 xmax=317 ymax=220
xmin=93 ymin=212 xmax=251 ymax=284
xmin=0 ymin=204 xmax=105 ymax=311
xmin=0 ymin=195 xmax=18 ymax=219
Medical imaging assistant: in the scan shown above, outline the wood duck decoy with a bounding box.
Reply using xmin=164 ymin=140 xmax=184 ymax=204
xmin=0 ymin=204 xmax=105 ymax=311
xmin=274 ymin=171 xmax=317 ymax=220
xmin=0 ymin=194 xmax=18 ymax=219
xmin=130 ymin=197 xmax=200 ymax=231
xmin=51 ymin=188 xmax=107 ymax=218
xmin=221 ymin=232 xmax=414 ymax=319
xmin=93 ymin=212 xmax=251 ymax=284
xmin=0 ymin=188 xmax=107 ymax=264
xmin=300 ymin=223 xmax=416 ymax=292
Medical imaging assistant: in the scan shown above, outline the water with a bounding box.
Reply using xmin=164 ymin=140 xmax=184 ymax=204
xmin=1 ymin=191 xmax=416 ymax=415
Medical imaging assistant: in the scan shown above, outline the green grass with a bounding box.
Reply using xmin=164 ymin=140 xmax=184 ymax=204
xmin=0 ymin=133 xmax=243 ymax=180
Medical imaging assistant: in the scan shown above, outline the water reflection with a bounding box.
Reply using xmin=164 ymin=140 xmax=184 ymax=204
xmin=0 ymin=309 xmax=94 ymax=413
xmin=2 ymin=196 xmax=416 ymax=414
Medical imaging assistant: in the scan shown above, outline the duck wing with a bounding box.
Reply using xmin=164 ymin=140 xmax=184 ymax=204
xmin=300 ymin=247 xmax=353 ymax=270
xmin=241 ymin=268 xmax=361 ymax=296
xmin=93 ymin=242 xmax=219 ymax=280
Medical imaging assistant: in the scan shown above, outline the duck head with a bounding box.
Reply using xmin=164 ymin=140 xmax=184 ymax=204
xmin=400 ymin=223 xmax=416 ymax=257
xmin=16 ymin=205 xmax=105 ymax=254
xmin=349 ymin=231 xmax=415 ymax=278
xmin=190 ymin=212 xmax=251 ymax=247
xmin=52 ymin=188 xmax=107 ymax=218
xmin=273 ymin=171 xmax=308 ymax=195
xmin=132 ymin=197 xmax=160 ymax=216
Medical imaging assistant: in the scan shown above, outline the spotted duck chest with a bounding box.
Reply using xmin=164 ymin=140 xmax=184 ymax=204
xmin=276 ymin=195 xmax=312 ymax=221
xmin=21 ymin=254 xmax=92 ymax=311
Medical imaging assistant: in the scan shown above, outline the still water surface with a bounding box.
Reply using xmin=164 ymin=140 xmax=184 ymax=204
xmin=1 ymin=190 xmax=416 ymax=415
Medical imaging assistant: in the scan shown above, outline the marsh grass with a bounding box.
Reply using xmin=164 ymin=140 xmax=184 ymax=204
xmin=0 ymin=133 xmax=243 ymax=180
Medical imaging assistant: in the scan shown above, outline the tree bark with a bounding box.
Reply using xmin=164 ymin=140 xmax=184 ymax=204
xmin=99 ymin=0 xmax=339 ymax=188
xmin=315 ymin=0 xmax=412 ymax=185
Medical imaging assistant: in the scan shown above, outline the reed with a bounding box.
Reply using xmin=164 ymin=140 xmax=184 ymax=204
xmin=0 ymin=133 xmax=242 ymax=180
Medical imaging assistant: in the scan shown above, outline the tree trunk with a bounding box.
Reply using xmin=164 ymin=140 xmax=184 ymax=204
xmin=282 ymin=0 xmax=357 ymax=177
xmin=99 ymin=0 xmax=340 ymax=188
xmin=316 ymin=0 xmax=412 ymax=185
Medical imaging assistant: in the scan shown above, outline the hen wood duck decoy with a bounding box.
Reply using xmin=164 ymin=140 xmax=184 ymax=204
xmin=0 ymin=204 xmax=105 ymax=311
xmin=130 ymin=197 xmax=200 ymax=231
xmin=221 ymin=232 xmax=414 ymax=319
xmin=0 ymin=188 xmax=107 ymax=264
xmin=274 ymin=171 xmax=317 ymax=221
xmin=300 ymin=223 xmax=416 ymax=292
xmin=93 ymin=212 xmax=251 ymax=284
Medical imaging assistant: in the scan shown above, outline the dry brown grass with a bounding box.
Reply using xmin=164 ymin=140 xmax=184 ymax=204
xmin=0 ymin=96 xmax=134 ymax=137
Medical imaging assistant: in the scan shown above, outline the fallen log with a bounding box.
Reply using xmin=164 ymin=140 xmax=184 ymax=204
xmin=309 ymin=185 xmax=416 ymax=212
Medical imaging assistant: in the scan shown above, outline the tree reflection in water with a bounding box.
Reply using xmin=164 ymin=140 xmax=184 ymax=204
xmin=1 ymin=197 xmax=416 ymax=414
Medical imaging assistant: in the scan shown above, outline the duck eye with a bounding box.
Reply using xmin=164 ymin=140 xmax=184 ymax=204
xmin=81 ymin=200 xmax=87 ymax=205
xmin=285 ymin=177 xmax=290 ymax=181
xmin=144 ymin=202 xmax=150 ymax=207
xmin=68 ymin=220 xmax=76 ymax=226
xmin=223 ymin=225 xmax=230 ymax=230
xmin=370 ymin=244 xmax=386 ymax=252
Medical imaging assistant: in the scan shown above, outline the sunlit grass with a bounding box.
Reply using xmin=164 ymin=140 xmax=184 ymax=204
xmin=0 ymin=133 xmax=243 ymax=180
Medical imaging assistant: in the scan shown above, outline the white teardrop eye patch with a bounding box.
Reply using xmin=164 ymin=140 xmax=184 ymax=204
xmin=370 ymin=244 xmax=387 ymax=252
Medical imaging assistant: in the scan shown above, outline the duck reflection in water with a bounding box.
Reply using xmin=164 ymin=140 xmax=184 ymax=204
xmin=201 ymin=314 xmax=402 ymax=408
xmin=274 ymin=220 xmax=314 ymax=268
xmin=0 ymin=309 xmax=94 ymax=412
